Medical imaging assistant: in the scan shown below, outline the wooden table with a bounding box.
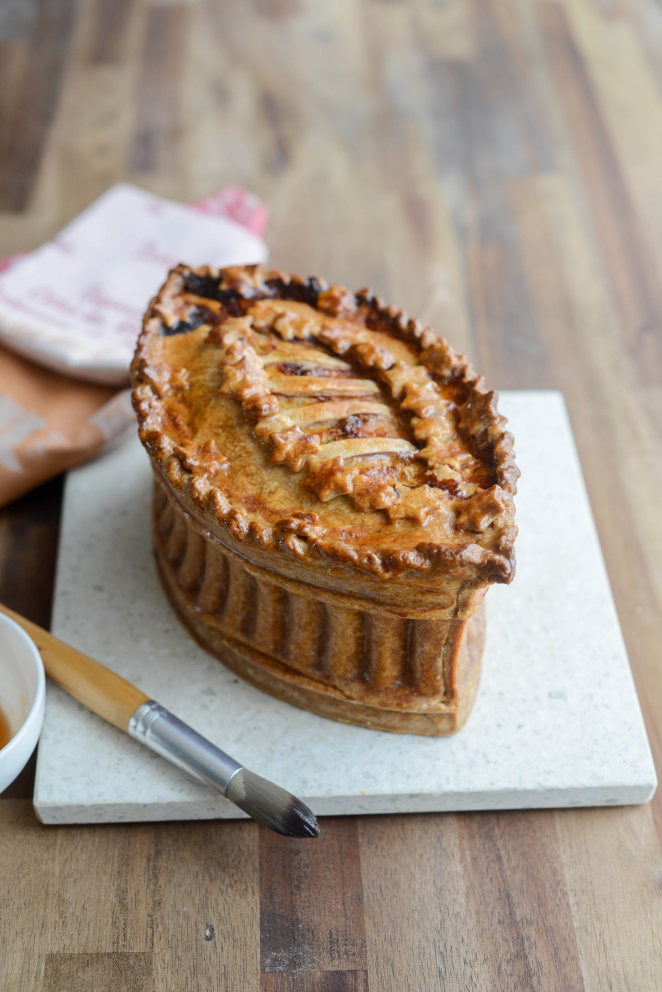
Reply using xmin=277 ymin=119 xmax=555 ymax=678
xmin=1 ymin=1 xmax=661 ymax=988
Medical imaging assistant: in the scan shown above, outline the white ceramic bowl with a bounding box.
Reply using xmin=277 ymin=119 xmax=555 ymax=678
xmin=0 ymin=612 xmax=46 ymax=792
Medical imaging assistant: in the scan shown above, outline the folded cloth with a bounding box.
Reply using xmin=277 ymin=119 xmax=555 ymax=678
xmin=0 ymin=346 xmax=122 ymax=505
xmin=0 ymin=184 xmax=268 ymax=507
xmin=0 ymin=183 xmax=267 ymax=386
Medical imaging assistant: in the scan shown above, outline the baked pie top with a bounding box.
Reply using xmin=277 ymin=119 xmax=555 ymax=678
xmin=132 ymin=265 xmax=518 ymax=583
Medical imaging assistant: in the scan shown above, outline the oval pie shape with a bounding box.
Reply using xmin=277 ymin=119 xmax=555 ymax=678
xmin=131 ymin=265 xmax=519 ymax=736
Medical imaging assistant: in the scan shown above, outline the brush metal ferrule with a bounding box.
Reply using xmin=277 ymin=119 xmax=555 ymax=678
xmin=128 ymin=700 xmax=243 ymax=796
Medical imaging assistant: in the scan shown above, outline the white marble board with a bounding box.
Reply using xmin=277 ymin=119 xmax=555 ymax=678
xmin=33 ymin=391 xmax=657 ymax=823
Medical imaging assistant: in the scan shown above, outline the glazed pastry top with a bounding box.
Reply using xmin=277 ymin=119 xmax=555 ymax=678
xmin=132 ymin=265 xmax=518 ymax=582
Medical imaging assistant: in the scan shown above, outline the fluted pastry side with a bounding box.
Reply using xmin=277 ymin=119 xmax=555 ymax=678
xmin=153 ymin=479 xmax=484 ymax=733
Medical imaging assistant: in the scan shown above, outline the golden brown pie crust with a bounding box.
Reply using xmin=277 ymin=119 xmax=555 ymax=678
xmin=131 ymin=264 xmax=518 ymax=735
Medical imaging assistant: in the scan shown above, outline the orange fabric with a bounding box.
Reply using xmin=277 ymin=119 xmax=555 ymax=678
xmin=0 ymin=346 xmax=117 ymax=506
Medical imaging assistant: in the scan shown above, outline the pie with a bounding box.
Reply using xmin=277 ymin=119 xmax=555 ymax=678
xmin=131 ymin=265 xmax=518 ymax=735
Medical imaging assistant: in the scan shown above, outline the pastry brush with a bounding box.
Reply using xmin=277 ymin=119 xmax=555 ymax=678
xmin=0 ymin=604 xmax=319 ymax=839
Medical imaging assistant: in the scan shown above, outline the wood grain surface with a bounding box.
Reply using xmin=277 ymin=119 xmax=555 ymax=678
xmin=1 ymin=0 xmax=661 ymax=989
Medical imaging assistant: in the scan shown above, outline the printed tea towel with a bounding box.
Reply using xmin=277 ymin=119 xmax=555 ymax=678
xmin=0 ymin=184 xmax=268 ymax=506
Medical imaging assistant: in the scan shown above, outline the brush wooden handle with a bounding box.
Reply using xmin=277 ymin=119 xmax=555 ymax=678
xmin=0 ymin=604 xmax=149 ymax=732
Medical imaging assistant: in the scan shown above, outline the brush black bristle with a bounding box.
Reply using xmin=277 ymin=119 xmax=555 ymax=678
xmin=225 ymin=768 xmax=320 ymax=838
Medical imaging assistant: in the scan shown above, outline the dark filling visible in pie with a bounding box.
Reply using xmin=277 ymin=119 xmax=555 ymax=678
xmin=162 ymin=305 xmax=218 ymax=336
xmin=276 ymin=362 xmax=354 ymax=378
xmin=266 ymin=275 xmax=324 ymax=306
xmin=184 ymin=273 xmax=322 ymax=310
xmin=162 ymin=274 xmax=327 ymax=334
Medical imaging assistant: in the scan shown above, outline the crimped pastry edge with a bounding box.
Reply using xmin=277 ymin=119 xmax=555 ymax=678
xmin=131 ymin=264 xmax=519 ymax=583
